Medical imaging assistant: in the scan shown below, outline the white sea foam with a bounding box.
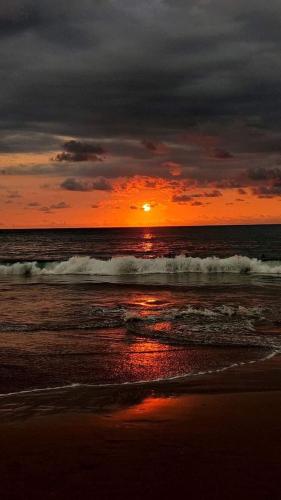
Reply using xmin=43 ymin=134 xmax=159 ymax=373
xmin=124 ymin=304 xmax=265 ymax=323
xmin=124 ymin=310 xmax=143 ymax=321
xmin=1 ymin=254 xmax=281 ymax=276
xmin=172 ymin=305 xmax=263 ymax=318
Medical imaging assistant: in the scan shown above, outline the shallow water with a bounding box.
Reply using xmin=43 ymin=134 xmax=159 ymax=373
xmin=0 ymin=225 xmax=281 ymax=394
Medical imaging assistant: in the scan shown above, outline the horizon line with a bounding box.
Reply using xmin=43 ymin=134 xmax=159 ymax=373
xmin=0 ymin=222 xmax=281 ymax=231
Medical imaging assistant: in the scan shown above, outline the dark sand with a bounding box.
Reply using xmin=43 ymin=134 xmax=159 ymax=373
xmin=0 ymin=355 xmax=280 ymax=500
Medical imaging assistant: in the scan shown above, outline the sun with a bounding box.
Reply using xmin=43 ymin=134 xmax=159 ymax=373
xmin=142 ymin=203 xmax=151 ymax=212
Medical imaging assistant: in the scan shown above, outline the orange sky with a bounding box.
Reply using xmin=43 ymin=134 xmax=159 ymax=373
xmin=1 ymin=166 xmax=281 ymax=229
xmin=1 ymin=133 xmax=281 ymax=229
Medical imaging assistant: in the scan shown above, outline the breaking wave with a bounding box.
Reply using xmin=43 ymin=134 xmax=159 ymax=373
xmin=1 ymin=254 xmax=281 ymax=276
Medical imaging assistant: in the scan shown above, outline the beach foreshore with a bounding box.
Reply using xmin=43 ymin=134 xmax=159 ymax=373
xmin=0 ymin=354 xmax=280 ymax=500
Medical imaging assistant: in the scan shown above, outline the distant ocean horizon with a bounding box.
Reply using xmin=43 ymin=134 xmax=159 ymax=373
xmin=1 ymin=222 xmax=281 ymax=230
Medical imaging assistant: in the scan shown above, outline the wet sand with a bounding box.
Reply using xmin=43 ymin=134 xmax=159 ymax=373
xmin=0 ymin=355 xmax=280 ymax=500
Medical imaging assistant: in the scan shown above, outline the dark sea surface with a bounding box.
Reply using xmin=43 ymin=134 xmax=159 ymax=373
xmin=0 ymin=225 xmax=281 ymax=395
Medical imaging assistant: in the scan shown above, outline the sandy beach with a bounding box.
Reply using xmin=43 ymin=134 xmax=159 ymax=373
xmin=0 ymin=354 xmax=280 ymax=500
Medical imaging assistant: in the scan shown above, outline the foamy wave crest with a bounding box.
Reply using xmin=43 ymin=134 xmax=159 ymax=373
xmin=1 ymin=255 xmax=281 ymax=276
xmin=124 ymin=305 xmax=265 ymax=323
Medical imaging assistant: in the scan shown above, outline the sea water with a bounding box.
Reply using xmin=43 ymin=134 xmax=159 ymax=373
xmin=0 ymin=225 xmax=280 ymax=394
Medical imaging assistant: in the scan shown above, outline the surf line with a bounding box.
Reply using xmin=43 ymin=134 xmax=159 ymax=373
xmin=0 ymin=350 xmax=278 ymax=399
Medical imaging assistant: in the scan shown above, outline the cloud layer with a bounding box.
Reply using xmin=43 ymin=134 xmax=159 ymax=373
xmin=1 ymin=1 xmax=281 ymax=226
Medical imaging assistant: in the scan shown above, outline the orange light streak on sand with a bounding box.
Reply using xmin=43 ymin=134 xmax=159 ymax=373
xmin=112 ymin=394 xmax=200 ymax=423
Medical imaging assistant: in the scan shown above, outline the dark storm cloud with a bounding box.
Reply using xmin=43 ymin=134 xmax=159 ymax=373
xmin=1 ymin=0 xmax=281 ymax=136
xmin=172 ymin=194 xmax=193 ymax=203
xmin=141 ymin=140 xmax=168 ymax=155
xmin=1 ymin=0 xmax=281 ymax=189
xmin=0 ymin=131 xmax=60 ymax=153
xmin=210 ymin=149 xmax=234 ymax=159
xmin=60 ymin=177 xmax=112 ymax=192
xmin=0 ymin=155 xmax=251 ymax=187
xmin=63 ymin=140 xmax=105 ymax=155
xmin=201 ymin=190 xmax=222 ymax=198
xmin=248 ymin=167 xmax=281 ymax=181
xmin=54 ymin=140 xmax=106 ymax=162
xmin=1 ymin=161 xmax=144 ymax=179
xmin=0 ymin=2 xmax=42 ymax=39
xmin=54 ymin=152 xmax=102 ymax=162
xmin=248 ymin=166 xmax=281 ymax=197
xmin=252 ymin=184 xmax=281 ymax=198
xmin=0 ymin=1 xmax=93 ymax=44
xmin=172 ymin=190 xmax=222 ymax=203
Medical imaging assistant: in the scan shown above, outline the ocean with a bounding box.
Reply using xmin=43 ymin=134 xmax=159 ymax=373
xmin=0 ymin=224 xmax=281 ymax=395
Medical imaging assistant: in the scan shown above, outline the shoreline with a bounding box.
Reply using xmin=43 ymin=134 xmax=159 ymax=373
xmin=0 ymin=354 xmax=280 ymax=499
xmin=0 ymin=351 xmax=280 ymax=420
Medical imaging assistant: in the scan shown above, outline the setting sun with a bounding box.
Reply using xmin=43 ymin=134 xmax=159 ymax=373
xmin=142 ymin=203 xmax=151 ymax=212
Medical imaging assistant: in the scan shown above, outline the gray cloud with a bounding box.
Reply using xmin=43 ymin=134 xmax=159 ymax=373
xmin=200 ymin=190 xmax=223 ymax=198
xmin=39 ymin=206 xmax=52 ymax=213
xmin=50 ymin=201 xmax=70 ymax=209
xmin=252 ymin=185 xmax=281 ymax=198
xmin=1 ymin=1 xmax=281 ymax=138
xmin=141 ymin=140 xmax=168 ymax=155
xmin=6 ymin=190 xmax=21 ymax=199
xmin=0 ymin=130 xmax=60 ymax=153
xmin=27 ymin=201 xmax=40 ymax=207
xmin=26 ymin=200 xmax=70 ymax=212
xmin=60 ymin=177 xmax=112 ymax=192
xmin=1 ymin=0 xmax=281 ymax=194
xmin=172 ymin=194 xmax=193 ymax=203
xmin=248 ymin=167 xmax=281 ymax=197
xmin=210 ymin=149 xmax=234 ymax=159
xmin=54 ymin=140 xmax=106 ymax=162
xmin=172 ymin=190 xmax=222 ymax=203
xmin=248 ymin=167 xmax=281 ymax=181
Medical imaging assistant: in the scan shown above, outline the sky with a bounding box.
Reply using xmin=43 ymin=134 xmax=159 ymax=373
xmin=1 ymin=0 xmax=281 ymax=228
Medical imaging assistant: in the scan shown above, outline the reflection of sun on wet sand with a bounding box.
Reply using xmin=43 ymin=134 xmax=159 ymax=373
xmin=0 ymin=355 xmax=280 ymax=500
